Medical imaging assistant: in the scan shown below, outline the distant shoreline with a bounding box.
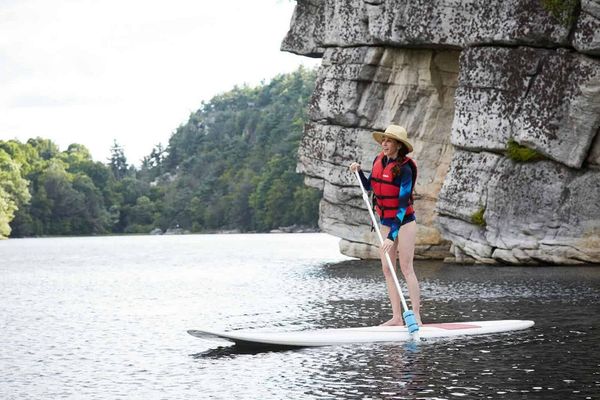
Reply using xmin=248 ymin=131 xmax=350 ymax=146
xmin=5 ymin=228 xmax=322 ymax=240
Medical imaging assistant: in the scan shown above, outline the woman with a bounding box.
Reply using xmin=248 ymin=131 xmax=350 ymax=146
xmin=349 ymin=124 xmax=422 ymax=326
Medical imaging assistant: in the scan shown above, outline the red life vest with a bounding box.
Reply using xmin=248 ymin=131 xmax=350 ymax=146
xmin=371 ymin=152 xmax=417 ymax=219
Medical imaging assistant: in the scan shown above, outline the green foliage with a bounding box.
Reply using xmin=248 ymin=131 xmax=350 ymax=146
xmin=4 ymin=66 xmax=321 ymax=237
xmin=109 ymin=140 xmax=129 ymax=180
xmin=5 ymin=140 xmax=115 ymax=237
xmin=471 ymin=207 xmax=486 ymax=227
xmin=145 ymin=66 xmax=320 ymax=233
xmin=0 ymin=193 xmax=13 ymax=238
xmin=27 ymin=137 xmax=60 ymax=160
xmin=0 ymin=149 xmax=31 ymax=238
xmin=506 ymin=139 xmax=546 ymax=162
xmin=540 ymin=0 xmax=580 ymax=27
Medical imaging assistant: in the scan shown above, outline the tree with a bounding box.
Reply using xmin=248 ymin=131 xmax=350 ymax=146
xmin=292 ymin=185 xmax=320 ymax=226
xmin=4 ymin=66 xmax=321 ymax=237
xmin=125 ymin=195 xmax=157 ymax=233
xmin=0 ymin=149 xmax=31 ymax=238
xmin=108 ymin=140 xmax=128 ymax=180
xmin=152 ymin=66 xmax=319 ymax=233
xmin=27 ymin=137 xmax=59 ymax=160
xmin=37 ymin=160 xmax=85 ymax=234
xmin=71 ymin=174 xmax=110 ymax=233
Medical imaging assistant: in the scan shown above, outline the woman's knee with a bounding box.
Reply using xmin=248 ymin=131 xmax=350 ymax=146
xmin=381 ymin=263 xmax=396 ymax=278
xmin=398 ymin=259 xmax=415 ymax=277
xmin=380 ymin=256 xmax=397 ymax=275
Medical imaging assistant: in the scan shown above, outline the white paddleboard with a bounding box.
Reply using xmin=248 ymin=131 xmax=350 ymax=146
xmin=188 ymin=320 xmax=534 ymax=347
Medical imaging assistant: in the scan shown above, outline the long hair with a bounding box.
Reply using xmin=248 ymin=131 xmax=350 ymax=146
xmin=391 ymin=141 xmax=410 ymax=178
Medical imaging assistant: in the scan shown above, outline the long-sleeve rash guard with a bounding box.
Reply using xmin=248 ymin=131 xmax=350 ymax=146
xmin=358 ymin=155 xmax=415 ymax=241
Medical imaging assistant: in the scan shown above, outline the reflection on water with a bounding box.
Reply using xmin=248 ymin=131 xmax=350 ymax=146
xmin=1 ymin=234 xmax=599 ymax=399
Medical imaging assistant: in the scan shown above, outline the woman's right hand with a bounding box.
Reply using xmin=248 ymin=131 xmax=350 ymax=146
xmin=349 ymin=162 xmax=361 ymax=172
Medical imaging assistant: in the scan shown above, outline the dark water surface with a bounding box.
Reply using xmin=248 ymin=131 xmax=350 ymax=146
xmin=1 ymin=234 xmax=599 ymax=399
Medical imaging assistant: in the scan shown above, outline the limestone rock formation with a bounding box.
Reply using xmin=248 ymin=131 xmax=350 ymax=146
xmin=297 ymin=47 xmax=459 ymax=259
xmin=283 ymin=0 xmax=600 ymax=264
xmin=454 ymin=46 xmax=600 ymax=169
xmin=574 ymin=0 xmax=600 ymax=55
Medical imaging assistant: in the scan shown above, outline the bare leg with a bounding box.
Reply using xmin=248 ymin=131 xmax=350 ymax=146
xmin=397 ymin=220 xmax=422 ymax=325
xmin=379 ymin=225 xmax=403 ymax=326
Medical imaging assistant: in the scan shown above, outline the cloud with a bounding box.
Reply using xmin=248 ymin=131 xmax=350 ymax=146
xmin=8 ymin=94 xmax=109 ymax=108
xmin=0 ymin=0 xmax=319 ymax=164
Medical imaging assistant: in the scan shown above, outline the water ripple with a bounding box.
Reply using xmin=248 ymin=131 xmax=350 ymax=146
xmin=1 ymin=234 xmax=599 ymax=399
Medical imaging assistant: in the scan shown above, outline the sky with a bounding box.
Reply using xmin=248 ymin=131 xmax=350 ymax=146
xmin=0 ymin=0 xmax=319 ymax=165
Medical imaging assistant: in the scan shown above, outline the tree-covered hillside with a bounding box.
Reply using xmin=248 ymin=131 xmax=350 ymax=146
xmin=1 ymin=67 xmax=320 ymax=238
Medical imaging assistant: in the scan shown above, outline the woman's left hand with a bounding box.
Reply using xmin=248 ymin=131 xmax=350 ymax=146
xmin=381 ymin=238 xmax=395 ymax=254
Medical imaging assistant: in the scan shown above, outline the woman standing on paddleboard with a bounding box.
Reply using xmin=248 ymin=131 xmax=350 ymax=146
xmin=349 ymin=124 xmax=422 ymax=326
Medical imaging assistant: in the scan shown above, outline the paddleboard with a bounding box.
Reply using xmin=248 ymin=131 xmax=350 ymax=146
xmin=188 ymin=319 xmax=534 ymax=348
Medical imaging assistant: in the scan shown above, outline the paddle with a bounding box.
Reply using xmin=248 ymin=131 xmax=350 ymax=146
xmin=354 ymin=170 xmax=421 ymax=341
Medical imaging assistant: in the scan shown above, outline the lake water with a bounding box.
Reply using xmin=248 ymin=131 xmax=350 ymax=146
xmin=1 ymin=233 xmax=599 ymax=399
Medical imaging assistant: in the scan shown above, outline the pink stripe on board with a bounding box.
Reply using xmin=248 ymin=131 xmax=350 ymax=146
xmin=424 ymin=323 xmax=481 ymax=330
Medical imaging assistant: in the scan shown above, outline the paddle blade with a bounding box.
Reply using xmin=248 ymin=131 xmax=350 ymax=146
xmin=403 ymin=310 xmax=419 ymax=334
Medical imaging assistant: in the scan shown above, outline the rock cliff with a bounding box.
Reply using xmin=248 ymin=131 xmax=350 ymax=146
xmin=283 ymin=0 xmax=600 ymax=264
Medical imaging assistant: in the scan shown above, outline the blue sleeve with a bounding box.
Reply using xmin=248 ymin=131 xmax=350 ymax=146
xmin=386 ymin=163 xmax=413 ymax=241
xmin=358 ymin=169 xmax=371 ymax=191
xmin=358 ymin=156 xmax=378 ymax=191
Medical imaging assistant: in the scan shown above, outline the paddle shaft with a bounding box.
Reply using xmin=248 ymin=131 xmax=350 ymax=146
xmin=354 ymin=170 xmax=409 ymax=313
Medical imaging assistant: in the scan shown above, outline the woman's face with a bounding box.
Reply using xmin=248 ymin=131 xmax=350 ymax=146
xmin=381 ymin=137 xmax=400 ymax=158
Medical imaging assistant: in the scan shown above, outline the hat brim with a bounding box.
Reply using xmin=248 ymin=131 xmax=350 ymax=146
xmin=372 ymin=131 xmax=414 ymax=153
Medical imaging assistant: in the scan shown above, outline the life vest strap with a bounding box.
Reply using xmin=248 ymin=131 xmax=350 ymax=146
xmin=377 ymin=205 xmax=399 ymax=210
xmin=371 ymin=177 xmax=400 ymax=187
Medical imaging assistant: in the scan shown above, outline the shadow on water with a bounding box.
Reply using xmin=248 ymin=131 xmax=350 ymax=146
xmin=190 ymin=343 xmax=305 ymax=359
xmin=190 ymin=337 xmax=426 ymax=359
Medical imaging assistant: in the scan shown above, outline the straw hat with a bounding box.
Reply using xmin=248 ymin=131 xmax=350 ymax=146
xmin=372 ymin=125 xmax=413 ymax=153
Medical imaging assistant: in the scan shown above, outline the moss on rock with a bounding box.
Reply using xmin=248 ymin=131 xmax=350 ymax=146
xmin=540 ymin=0 xmax=580 ymax=27
xmin=506 ymin=139 xmax=547 ymax=162
xmin=471 ymin=207 xmax=486 ymax=227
